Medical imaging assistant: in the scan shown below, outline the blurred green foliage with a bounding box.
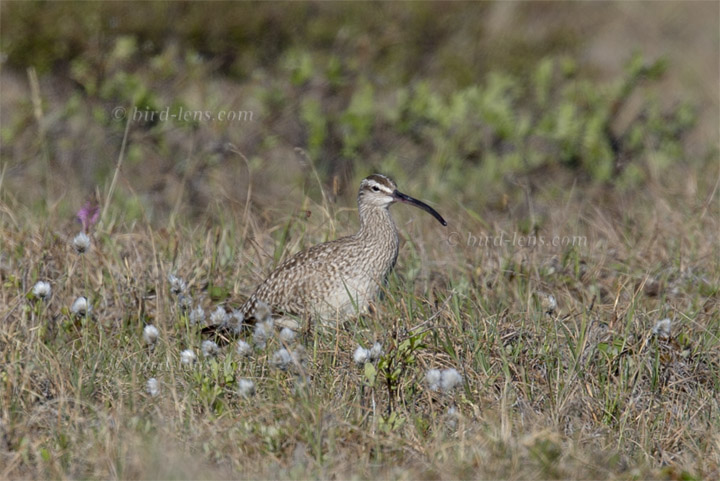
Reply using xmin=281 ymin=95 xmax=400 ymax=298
xmin=0 ymin=1 xmax=704 ymax=220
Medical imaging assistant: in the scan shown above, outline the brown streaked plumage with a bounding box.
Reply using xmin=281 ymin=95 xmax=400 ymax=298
xmin=205 ymin=174 xmax=446 ymax=338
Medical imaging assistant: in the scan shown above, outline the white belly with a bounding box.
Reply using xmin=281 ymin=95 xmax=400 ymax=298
xmin=314 ymin=274 xmax=380 ymax=323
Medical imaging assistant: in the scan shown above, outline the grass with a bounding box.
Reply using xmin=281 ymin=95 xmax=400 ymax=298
xmin=1 ymin=2 xmax=719 ymax=479
xmin=1 ymin=156 xmax=718 ymax=479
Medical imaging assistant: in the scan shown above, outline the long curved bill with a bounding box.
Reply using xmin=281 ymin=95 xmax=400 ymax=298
xmin=393 ymin=190 xmax=447 ymax=226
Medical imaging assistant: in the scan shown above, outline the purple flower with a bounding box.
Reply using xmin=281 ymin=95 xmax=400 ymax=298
xmin=77 ymin=201 xmax=99 ymax=233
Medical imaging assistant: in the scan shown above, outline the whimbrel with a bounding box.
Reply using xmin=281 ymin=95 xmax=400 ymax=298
xmin=205 ymin=174 xmax=446 ymax=337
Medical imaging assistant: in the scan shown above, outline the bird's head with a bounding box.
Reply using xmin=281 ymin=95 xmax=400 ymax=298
xmin=358 ymin=174 xmax=447 ymax=226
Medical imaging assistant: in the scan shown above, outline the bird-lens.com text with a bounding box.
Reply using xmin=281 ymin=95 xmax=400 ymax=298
xmin=447 ymin=231 xmax=587 ymax=249
xmin=112 ymin=105 xmax=255 ymax=123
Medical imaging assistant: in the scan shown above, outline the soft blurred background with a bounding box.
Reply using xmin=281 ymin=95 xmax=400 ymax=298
xmin=1 ymin=1 xmax=717 ymax=226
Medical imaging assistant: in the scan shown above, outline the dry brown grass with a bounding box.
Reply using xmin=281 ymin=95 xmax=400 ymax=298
xmin=1 ymin=156 xmax=718 ymax=479
xmin=1 ymin=2 xmax=719 ymax=479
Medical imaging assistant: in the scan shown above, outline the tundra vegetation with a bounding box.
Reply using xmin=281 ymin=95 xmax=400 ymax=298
xmin=1 ymin=3 xmax=718 ymax=479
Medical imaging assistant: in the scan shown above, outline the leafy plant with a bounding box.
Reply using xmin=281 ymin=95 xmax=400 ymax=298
xmin=363 ymin=330 xmax=428 ymax=420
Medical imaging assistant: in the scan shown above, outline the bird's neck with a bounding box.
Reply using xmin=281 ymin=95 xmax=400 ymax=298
xmin=357 ymin=204 xmax=396 ymax=238
xmin=356 ymin=204 xmax=400 ymax=274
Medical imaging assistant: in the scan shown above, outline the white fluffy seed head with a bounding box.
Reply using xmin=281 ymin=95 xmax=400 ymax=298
xmin=236 ymin=340 xmax=252 ymax=357
xmin=180 ymin=349 xmax=197 ymax=364
xmin=189 ymin=306 xmax=205 ymax=325
xmin=652 ymin=318 xmax=672 ymax=339
xmin=168 ymin=274 xmax=186 ymax=295
xmin=72 ymin=232 xmax=91 ymax=254
xmin=231 ymin=309 xmax=245 ymax=335
xmin=237 ymin=379 xmax=256 ymax=398
xmin=71 ymin=296 xmax=90 ymax=316
xmin=426 ymin=369 xmax=442 ymax=391
xmin=32 ymin=281 xmax=51 ymax=300
xmin=279 ymin=327 xmax=296 ymax=344
xmin=439 ymin=368 xmax=463 ymax=392
xmin=146 ymin=378 xmax=159 ymax=397
xmin=177 ymin=294 xmax=193 ymax=311
xmin=427 ymin=368 xmax=463 ymax=393
xmin=353 ymin=346 xmax=370 ymax=365
xmin=253 ymin=321 xmax=272 ymax=349
xmin=272 ymin=348 xmax=293 ymax=370
xmin=231 ymin=309 xmax=244 ymax=323
xmin=201 ymin=340 xmax=219 ymax=358
xmin=143 ymin=325 xmax=159 ymax=345
xmin=210 ymin=306 xmax=229 ymax=325
xmin=369 ymin=342 xmax=383 ymax=361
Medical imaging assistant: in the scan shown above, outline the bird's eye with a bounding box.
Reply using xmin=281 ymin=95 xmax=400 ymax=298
xmin=372 ymin=186 xmax=380 ymax=192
